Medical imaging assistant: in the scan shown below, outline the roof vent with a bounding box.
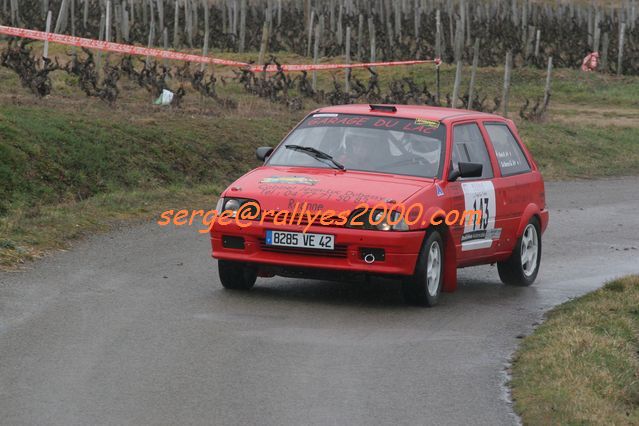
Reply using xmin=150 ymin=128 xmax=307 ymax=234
xmin=369 ymin=104 xmax=397 ymax=113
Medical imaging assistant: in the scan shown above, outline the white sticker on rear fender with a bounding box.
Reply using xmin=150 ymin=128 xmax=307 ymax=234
xmin=461 ymin=181 xmax=496 ymax=251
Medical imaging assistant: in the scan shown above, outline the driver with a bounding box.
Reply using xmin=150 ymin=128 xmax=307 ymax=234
xmin=340 ymin=132 xmax=375 ymax=170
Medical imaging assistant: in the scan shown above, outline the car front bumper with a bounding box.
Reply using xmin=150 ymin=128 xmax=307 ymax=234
xmin=210 ymin=222 xmax=426 ymax=277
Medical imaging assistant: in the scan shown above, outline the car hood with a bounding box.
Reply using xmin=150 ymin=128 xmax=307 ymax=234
xmin=223 ymin=166 xmax=432 ymax=211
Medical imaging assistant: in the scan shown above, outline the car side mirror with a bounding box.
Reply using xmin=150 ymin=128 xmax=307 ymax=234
xmin=256 ymin=146 xmax=274 ymax=162
xmin=448 ymin=162 xmax=483 ymax=181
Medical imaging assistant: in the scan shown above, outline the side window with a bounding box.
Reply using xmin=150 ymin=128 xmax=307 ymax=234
xmin=484 ymin=123 xmax=531 ymax=176
xmin=452 ymin=123 xmax=493 ymax=179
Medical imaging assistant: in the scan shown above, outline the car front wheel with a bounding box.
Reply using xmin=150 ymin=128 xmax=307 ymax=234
xmin=402 ymin=230 xmax=444 ymax=307
xmin=497 ymin=217 xmax=541 ymax=286
xmin=218 ymin=260 xmax=257 ymax=290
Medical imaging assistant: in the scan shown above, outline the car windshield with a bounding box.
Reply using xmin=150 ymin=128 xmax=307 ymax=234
xmin=267 ymin=113 xmax=446 ymax=178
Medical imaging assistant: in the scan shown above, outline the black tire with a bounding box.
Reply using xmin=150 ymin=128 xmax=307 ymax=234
xmin=402 ymin=230 xmax=444 ymax=307
xmin=497 ymin=217 xmax=541 ymax=286
xmin=218 ymin=260 xmax=257 ymax=290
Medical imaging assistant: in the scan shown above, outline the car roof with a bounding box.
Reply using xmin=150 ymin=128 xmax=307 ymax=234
xmin=315 ymin=104 xmax=504 ymax=123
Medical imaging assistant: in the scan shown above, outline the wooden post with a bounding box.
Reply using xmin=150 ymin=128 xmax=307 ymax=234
xmin=70 ymin=0 xmax=76 ymax=37
xmin=44 ymin=10 xmax=52 ymax=59
xmin=147 ymin=19 xmax=155 ymax=65
xmin=312 ymin=22 xmax=320 ymax=90
xmin=542 ymin=56 xmax=553 ymax=109
xmin=451 ymin=60 xmax=462 ymax=108
xmin=184 ymin=0 xmax=192 ymax=48
xmin=345 ymin=26 xmax=351 ymax=93
xmin=435 ymin=62 xmax=440 ymax=105
xmin=10 ymin=0 xmax=18 ymax=26
xmin=307 ymin=9 xmax=315 ymax=57
xmin=106 ymin=0 xmax=111 ymax=41
xmin=54 ymin=0 xmax=68 ymax=33
xmin=453 ymin=18 xmax=462 ymax=63
xmin=337 ymin=4 xmax=343 ymax=46
xmin=114 ymin=1 xmax=122 ymax=43
xmin=318 ymin=14 xmax=325 ymax=57
xmin=277 ymin=0 xmax=282 ymax=27
xmin=239 ymin=0 xmax=247 ymax=53
xmin=467 ymin=38 xmax=479 ymax=110
xmin=232 ymin=0 xmax=239 ymax=35
xmin=524 ymin=25 xmax=535 ymax=63
xmin=414 ymin=0 xmax=420 ymax=40
xmin=163 ymin=27 xmax=168 ymax=66
xmin=368 ymin=15 xmax=376 ymax=66
xmin=157 ymin=0 xmax=164 ymax=32
xmin=173 ymin=0 xmax=179 ymax=48
xmin=501 ymin=51 xmax=512 ymax=118
xmin=459 ymin=0 xmax=466 ymax=48
xmin=465 ymin=0 xmax=470 ymax=47
xmin=593 ymin=8 xmax=601 ymax=52
xmin=122 ymin=1 xmax=130 ymax=42
xmin=617 ymin=22 xmax=625 ymax=76
xmin=201 ymin=0 xmax=209 ymax=71
xmin=83 ymin=0 xmax=89 ymax=28
xmin=385 ymin=1 xmax=394 ymax=48
xmin=96 ymin=10 xmax=105 ymax=71
xmin=601 ymin=32 xmax=609 ymax=72
xmin=258 ymin=20 xmax=269 ymax=65
xmin=330 ymin=0 xmax=335 ymax=32
xmin=394 ymin=0 xmax=401 ymax=40
xmin=357 ymin=13 xmax=364 ymax=61
xmin=435 ymin=9 xmax=441 ymax=59
xmin=521 ymin=0 xmax=528 ymax=43
xmin=534 ymin=29 xmax=541 ymax=58
xmin=222 ymin=0 xmax=227 ymax=34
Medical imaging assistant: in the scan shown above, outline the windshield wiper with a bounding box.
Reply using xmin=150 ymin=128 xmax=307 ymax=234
xmin=285 ymin=144 xmax=345 ymax=170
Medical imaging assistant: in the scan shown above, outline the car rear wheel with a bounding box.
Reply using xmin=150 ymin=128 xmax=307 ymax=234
xmin=218 ymin=260 xmax=257 ymax=290
xmin=402 ymin=230 xmax=444 ymax=307
xmin=497 ymin=217 xmax=541 ymax=286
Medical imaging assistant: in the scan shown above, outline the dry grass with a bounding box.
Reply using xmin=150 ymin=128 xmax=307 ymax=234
xmin=0 ymin=184 xmax=220 ymax=269
xmin=511 ymin=275 xmax=639 ymax=425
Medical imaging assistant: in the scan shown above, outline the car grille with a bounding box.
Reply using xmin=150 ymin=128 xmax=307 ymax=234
xmin=258 ymin=239 xmax=348 ymax=258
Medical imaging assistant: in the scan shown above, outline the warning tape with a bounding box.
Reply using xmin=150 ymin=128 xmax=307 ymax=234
xmin=0 ymin=25 xmax=440 ymax=72
xmin=0 ymin=25 xmax=249 ymax=66
xmin=247 ymin=59 xmax=441 ymax=73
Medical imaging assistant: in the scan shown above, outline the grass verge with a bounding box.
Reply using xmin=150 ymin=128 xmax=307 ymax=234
xmin=0 ymin=184 xmax=220 ymax=267
xmin=511 ymin=275 xmax=639 ymax=425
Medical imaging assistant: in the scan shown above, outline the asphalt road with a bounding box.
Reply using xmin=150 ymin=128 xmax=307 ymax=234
xmin=1 ymin=178 xmax=638 ymax=426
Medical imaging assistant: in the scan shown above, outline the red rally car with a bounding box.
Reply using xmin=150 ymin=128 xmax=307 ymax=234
xmin=210 ymin=104 xmax=549 ymax=306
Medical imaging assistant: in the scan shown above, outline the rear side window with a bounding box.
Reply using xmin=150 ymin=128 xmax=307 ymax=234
xmin=452 ymin=123 xmax=493 ymax=179
xmin=484 ymin=124 xmax=531 ymax=176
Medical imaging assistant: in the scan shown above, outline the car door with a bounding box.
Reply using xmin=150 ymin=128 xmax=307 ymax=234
xmin=481 ymin=121 xmax=535 ymax=254
xmin=447 ymin=121 xmax=501 ymax=264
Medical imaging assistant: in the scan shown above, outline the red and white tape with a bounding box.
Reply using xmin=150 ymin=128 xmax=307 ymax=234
xmin=0 ymin=25 xmax=249 ymax=66
xmin=248 ymin=59 xmax=441 ymax=73
xmin=0 ymin=25 xmax=440 ymax=72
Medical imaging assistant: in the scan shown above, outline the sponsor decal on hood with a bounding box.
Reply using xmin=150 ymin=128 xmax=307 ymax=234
xmin=260 ymin=176 xmax=319 ymax=186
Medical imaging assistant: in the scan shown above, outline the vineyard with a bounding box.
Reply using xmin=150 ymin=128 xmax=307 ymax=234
xmin=1 ymin=0 xmax=638 ymax=71
xmin=0 ymin=0 xmax=638 ymax=113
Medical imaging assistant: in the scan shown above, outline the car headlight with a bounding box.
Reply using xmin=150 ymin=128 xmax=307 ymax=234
xmin=347 ymin=209 xmax=409 ymax=231
xmin=374 ymin=210 xmax=409 ymax=231
xmin=224 ymin=199 xmax=241 ymax=212
xmin=218 ymin=197 xmax=261 ymax=219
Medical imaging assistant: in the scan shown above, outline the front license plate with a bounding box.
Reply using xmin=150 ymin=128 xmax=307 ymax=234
xmin=265 ymin=230 xmax=335 ymax=250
